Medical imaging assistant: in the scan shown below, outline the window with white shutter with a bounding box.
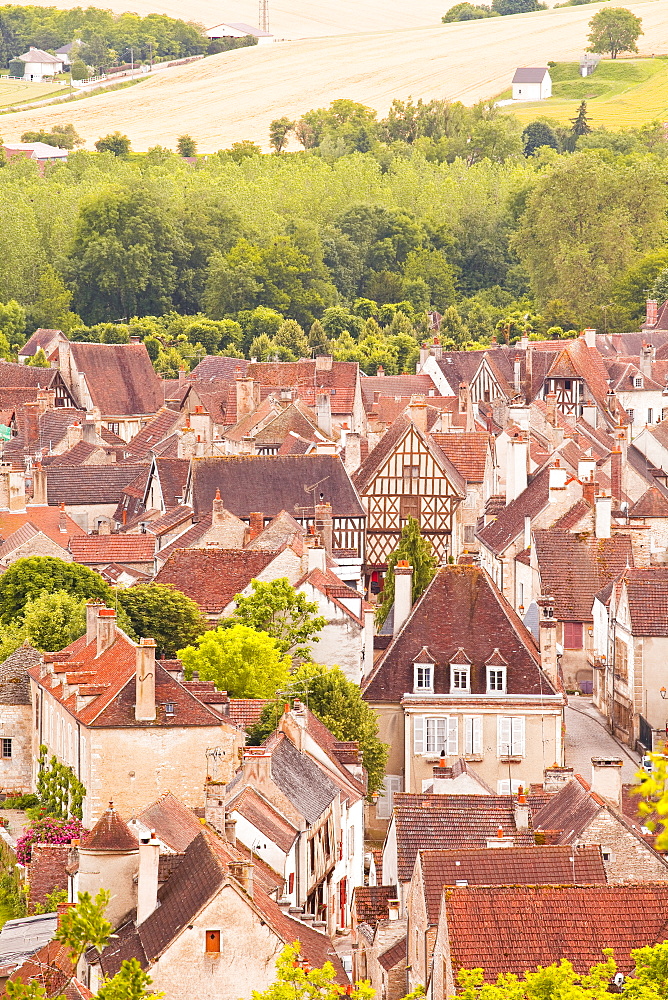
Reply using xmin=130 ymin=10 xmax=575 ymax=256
xmin=511 ymin=716 xmax=525 ymax=756
xmin=375 ymin=775 xmax=403 ymax=819
xmin=447 ymin=716 xmax=458 ymax=755
xmin=414 ymin=715 xmax=425 ymax=754
xmin=464 ymin=716 xmax=483 ymax=755
xmin=497 ymin=716 xmax=525 ymax=757
xmin=497 ymin=779 xmax=525 ymax=795
xmin=426 ymin=718 xmax=446 ymax=754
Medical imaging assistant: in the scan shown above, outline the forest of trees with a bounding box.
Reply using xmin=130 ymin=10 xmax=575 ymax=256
xmin=2 ymin=95 xmax=668 ymax=375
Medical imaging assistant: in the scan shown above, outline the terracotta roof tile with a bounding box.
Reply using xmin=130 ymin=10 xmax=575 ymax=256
xmin=154 ymin=547 xmax=277 ymax=614
xmin=418 ymin=845 xmax=606 ymax=924
xmin=46 ymin=465 xmax=148 ymax=506
xmin=476 ymin=468 xmax=550 ymax=555
xmin=378 ymin=936 xmax=406 ymax=972
xmin=230 ymin=787 xmax=298 ymax=853
xmin=228 ymin=699 xmax=269 ymax=727
xmin=0 ymin=360 xmax=62 ymax=389
xmin=124 ymin=407 xmax=182 ymax=460
xmin=532 ymin=530 xmax=633 ymax=621
xmin=136 ymin=792 xmax=203 ymax=853
xmin=68 ymin=343 xmax=162 ymax=416
xmin=620 ymin=568 xmax=668 ymax=636
xmin=444 ymin=883 xmax=668 ymax=979
xmin=0 ymin=507 xmax=85 ymax=547
xmin=69 ymin=535 xmax=154 ymax=565
xmin=353 ymin=885 xmax=398 ymax=924
xmin=81 ymin=805 xmax=138 ymax=852
xmin=629 ymin=486 xmax=668 ymax=518
xmin=431 ymin=433 xmax=492 ymax=483
xmin=364 ymin=566 xmax=551 ymax=703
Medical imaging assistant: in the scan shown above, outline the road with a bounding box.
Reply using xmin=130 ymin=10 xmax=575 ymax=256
xmin=564 ymin=696 xmax=641 ymax=785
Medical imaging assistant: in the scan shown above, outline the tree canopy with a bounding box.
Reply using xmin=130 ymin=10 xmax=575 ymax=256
xmin=0 ymin=558 xmax=110 ymax=624
xmin=223 ymin=578 xmax=326 ymax=662
xmin=179 ymin=623 xmax=291 ymax=699
xmin=587 ymin=7 xmax=643 ymax=59
xmin=116 ymin=583 xmax=206 ymax=656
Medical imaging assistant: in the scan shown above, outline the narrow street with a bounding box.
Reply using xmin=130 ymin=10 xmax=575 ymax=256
xmin=564 ymin=696 xmax=641 ymax=785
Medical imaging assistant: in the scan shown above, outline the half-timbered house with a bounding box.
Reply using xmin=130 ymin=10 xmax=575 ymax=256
xmin=421 ymin=350 xmax=514 ymax=404
xmin=353 ymin=406 xmax=466 ymax=584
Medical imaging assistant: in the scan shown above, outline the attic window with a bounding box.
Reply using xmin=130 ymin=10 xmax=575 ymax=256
xmin=165 ymin=702 xmax=175 ymax=716
xmin=450 ymin=665 xmax=470 ymax=693
xmin=414 ymin=664 xmax=433 ymax=693
xmin=205 ymin=930 xmax=221 ymax=953
xmin=634 ymin=376 xmax=644 ymax=389
xmin=487 ymin=667 xmax=506 ymax=694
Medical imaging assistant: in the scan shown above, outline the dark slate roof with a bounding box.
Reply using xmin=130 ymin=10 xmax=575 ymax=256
xmin=531 ymin=776 xmax=603 ymax=841
xmin=392 ymin=794 xmax=536 ymax=882
xmin=512 ymin=67 xmax=549 ymax=83
xmin=532 ymin=530 xmax=633 ymax=622
xmin=270 ymin=735 xmax=338 ymax=824
xmin=364 ymin=566 xmax=552 ymax=703
xmin=68 ymin=343 xmax=162 ymax=416
xmin=0 ymin=644 xmax=40 ymax=705
xmin=186 ymin=454 xmax=364 ymax=520
xmin=476 ymin=467 xmax=550 ymax=555
xmin=0 ymin=361 xmax=61 ymax=389
xmin=46 ymin=465 xmax=148 ymax=505
xmin=418 ymin=845 xmax=607 ymax=924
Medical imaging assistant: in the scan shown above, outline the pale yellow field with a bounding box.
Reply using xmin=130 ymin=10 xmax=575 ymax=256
xmin=3 ymin=1 xmax=667 ymax=152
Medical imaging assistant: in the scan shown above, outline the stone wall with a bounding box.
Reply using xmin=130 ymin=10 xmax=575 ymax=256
xmin=584 ymin=810 xmax=668 ymax=884
xmin=27 ymin=843 xmax=69 ymax=912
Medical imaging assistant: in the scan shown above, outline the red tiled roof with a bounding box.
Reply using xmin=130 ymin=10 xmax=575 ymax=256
xmin=353 ymin=885 xmax=398 ymax=924
xmin=69 ymin=535 xmax=154 ymax=565
xmin=230 ymin=786 xmax=298 ymax=853
xmin=392 ymin=794 xmax=536 ymax=882
xmin=153 ymin=458 xmax=190 ymax=508
xmin=532 ymin=530 xmax=633 ymax=621
xmin=620 ymin=568 xmax=668 ymax=636
xmin=68 ymin=342 xmax=162 ymax=416
xmin=136 ymin=792 xmax=203 ymax=853
xmin=228 ymin=699 xmax=269 ymax=727
xmin=364 ymin=566 xmax=550 ymax=703
xmin=0 ymin=360 xmax=61 ymax=389
xmin=0 ymin=506 xmax=85 ymax=547
xmin=10 ymin=940 xmax=93 ymax=1000
xmin=378 ymin=936 xmax=407 ymax=972
xmin=46 ymin=465 xmax=148 ymax=505
xmin=154 ymin=547 xmax=277 ymax=614
xmin=81 ymin=805 xmax=138 ymax=852
xmin=431 ymin=432 xmax=492 ymax=483
xmin=629 ymin=486 xmax=668 ymax=518
xmin=418 ymin=845 xmax=606 ymax=924
xmin=124 ymin=407 xmax=182 ymax=460
xmin=476 ymin=468 xmax=551 ymax=555
xmin=444 ymin=883 xmax=668 ymax=979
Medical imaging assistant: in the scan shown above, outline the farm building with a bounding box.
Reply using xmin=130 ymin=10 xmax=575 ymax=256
xmin=511 ymin=67 xmax=552 ymax=101
xmin=206 ymin=22 xmax=274 ymax=44
xmin=17 ymin=47 xmax=64 ymax=82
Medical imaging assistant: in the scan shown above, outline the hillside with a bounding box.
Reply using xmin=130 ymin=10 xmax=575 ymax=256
xmin=3 ymin=1 xmax=667 ymax=151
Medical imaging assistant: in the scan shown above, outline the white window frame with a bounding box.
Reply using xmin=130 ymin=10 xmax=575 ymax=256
xmin=497 ymin=716 xmax=525 ymax=758
xmin=497 ymin=779 xmax=525 ymax=795
xmin=633 ymin=376 xmax=643 ymax=389
xmin=413 ymin=663 xmax=433 ymax=693
xmin=414 ymin=716 xmax=458 ymax=756
xmin=464 ymin=716 xmax=483 ymax=756
xmin=647 ymin=407 xmax=654 ymax=424
xmin=487 ymin=667 xmax=506 ymax=694
xmin=450 ymin=664 xmax=470 ymax=694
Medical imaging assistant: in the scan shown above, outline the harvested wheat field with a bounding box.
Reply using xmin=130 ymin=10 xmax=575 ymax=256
xmin=3 ymin=1 xmax=667 ymax=152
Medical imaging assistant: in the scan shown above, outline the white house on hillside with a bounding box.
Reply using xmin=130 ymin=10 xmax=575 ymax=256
xmin=512 ymin=67 xmax=552 ymax=101
xmin=17 ymin=47 xmax=64 ymax=81
xmin=206 ymin=22 xmax=274 ymax=44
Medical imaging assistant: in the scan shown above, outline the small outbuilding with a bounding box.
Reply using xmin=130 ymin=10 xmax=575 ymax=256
xmin=206 ymin=22 xmax=274 ymax=45
xmin=511 ymin=67 xmax=552 ymax=101
xmin=17 ymin=46 xmax=64 ymax=82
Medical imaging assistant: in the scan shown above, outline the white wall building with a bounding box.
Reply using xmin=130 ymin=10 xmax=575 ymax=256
xmin=17 ymin=47 xmax=63 ymax=82
xmin=512 ymin=67 xmax=552 ymax=101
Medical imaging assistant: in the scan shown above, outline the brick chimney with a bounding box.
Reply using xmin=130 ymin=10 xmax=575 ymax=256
xmin=393 ymin=561 xmax=413 ymax=635
xmin=32 ymin=463 xmax=47 ymax=505
xmin=314 ymin=502 xmax=333 ymax=558
xmin=59 ymin=503 xmax=67 ymax=534
xmin=645 ymin=299 xmax=658 ymax=329
xmin=36 ymin=389 xmax=55 ymax=415
xmin=582 ymin=478 xmax=598 ymax=507
xmin=595 ymin=492 xmax=612 ymax=539
xmin=544 ymin=765 xmax=574 ymax=793
xmin=96 ymin=608 xmax=116 ymax=656
xmin=316 ymin=392 xmax=332 ymax=438
xmin=229 ymin=861 xmax=254 ymax=897
xmin=66 ymin=421 xmax=83 ymax=450
xmin=408 ymin=395 xmax=428 ymax=435
xmin=545 ymin=392 xmax=557 ymax=427
xmin=506 ymin=433 xmax=527 ymax=504
xmin=590 ymin=756 xmax=623 ymax=808
xmin=135 ymin=638 xmax=157 ymax=722
xmin=248 ymin=512 xmax=264 ymax=541
xmin=137 ymin=831 xmax=160 ymax=924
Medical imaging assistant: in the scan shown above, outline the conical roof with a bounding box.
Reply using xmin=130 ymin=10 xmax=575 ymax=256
xmin=80 ymin=802 xmax=138 ymax=852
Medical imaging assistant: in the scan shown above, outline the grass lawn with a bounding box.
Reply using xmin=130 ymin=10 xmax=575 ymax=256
xmin=499 ymin=58 xmax=668 ymax=129
xmin=0 ymin=77 xmax=65 ymax=109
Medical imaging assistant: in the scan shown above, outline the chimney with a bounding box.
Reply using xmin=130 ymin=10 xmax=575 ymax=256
xmin=248 ymin=512 xmax=264 ymax=540
xmin=582 ymin=328 xmax=596 ymax=349
xmin=344 ymin=432 xmax=361 ymax=475
xmin=66 ymin=421 xmax=83 ymax=450
xmin=96 ymin=608 xmax=117 ymax=656
xmin=224 ymin=815 xmax=237 ymax=847
xmin=315 ymin=440 xmax=337 ymax=456
xmin=639 ymin=343 xmax=654 ymax=378
xmin=645 ymin=299 xmax=658 ymax=329
xmin=136 ymin=831 xmax=160 ymax=924
xmin=408 ymin=395 xmax=428 ymax=435
xmin=135 ymin=638 xmax=157 ymax=722
xmin=548 ymin=462 xmax=568 ymax=503
xmin=314 ymin=502 xmax=333 ymax=558
xmin=578 ymin=459 xmax=596 ymax=483
xmin=583 ymin=478 xmax=598 ymax=507
xmin=229 ymin=861 xmax=254 ymax=896
xmin=458 ymin=382 xmax=469 ymax=415
xmin=611 ymin=449 xmax=622 ymax=503
xmin=513 ymin=358 xmax=521 ymax=394
xmin=590 ymin=756 xmax=623 ymax=808
xmin=315 ymin=355 xmax=333 ymax=372
xmin=86 ymin=601 xmax=103 ymax=645
xmin=513 ymin=788 xmax=529 ymax=831
xmin=388 ymin=899 xmax=400 ymax=921
xmin=316 ymin=393 xmax=332 ymax=438
xmin=32 ymin=463 xmax=47 ymax=505
xmin=393 ymin=561 xmax=413 ymax=635
xmin=98 ymin=518 xmax=110 ymax=535
xmin=363 ymin=607 xmax=375 ymax=680
xmin=595 ymin=493 xmax=612 ymax=539
xmin=59 ymin=503 xmax=67 ymax=534
xmin=236 ymin=376 xmax=256 ymax=422
xmin=23 ymin=402 xmax=40 ymax=453
xmin=544 ymin=765 xmax=574 ymax=793
xmin=212 ymin=488 xmax=225 ymax=527
xmin=82 ymin=416 xmax=97 ymax=445
xmin=545 ymin=392 xmax=557 ymax=427
xmin=506 ymin=434 xmax=528 ymax=504
xmin=307 ymin=543 xmax=327 ymax=573
xmin=538 ymin=596 xmax=558 ymax=685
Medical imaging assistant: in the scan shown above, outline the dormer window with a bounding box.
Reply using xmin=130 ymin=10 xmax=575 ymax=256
xmin=487 ymin=667 xmax=506 ymax=694
xmin=414 ymin=664 xmax=433 ymax=693
xmin=634 ymin=375 xmax=644 ymax=389
xmin=450 ymin=665 xmax=470 ymax=693
xmin=165 ymin=702 xmax=175 ymax=716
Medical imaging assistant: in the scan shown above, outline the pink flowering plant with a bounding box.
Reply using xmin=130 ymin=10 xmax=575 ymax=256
xmin=15 ymin=815 xmax=86 ymax=865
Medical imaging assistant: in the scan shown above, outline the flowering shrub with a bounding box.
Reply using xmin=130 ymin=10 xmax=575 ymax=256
xmin=16 ymin=815 xmax=86 ymax=865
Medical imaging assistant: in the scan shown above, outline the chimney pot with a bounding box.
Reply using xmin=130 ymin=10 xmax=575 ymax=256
xmin=96 ymin=608 xmax=116 ymax=656
xmin=393 ymin=562 xmax=413 ymax=635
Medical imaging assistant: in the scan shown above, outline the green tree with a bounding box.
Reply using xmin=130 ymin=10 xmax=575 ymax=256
xmin=0 ymin=299 xmax=26 ymax=352
xmin=176 ymin=134 xmax=197 ymax=157
xmin=29 ymin=266 xmax=80 ymax=335
xmin=94 ymin=132 xmax=131 ymax=157
xmin=308 ymin=319 xmax=329 ymax=355
xmin=70 ymin=58 xmax=88 ymax=81
xmin=269 ymin=117 xmax=295 ymax=154
xmin=116 ymin=583 xmax=206 ymax=657
xmin=442 ymin=3 xmax=495 ymax=20
xmin=570 ymin=101 xmax=592 ymax=146
xmin=248 ymin=663 xmax=389 ymax=795
xmin=224 ymin=578 xmax=326 ymax=661
xmin=522 ymin=120 xmax=559 ymax=156
xmin=0 ymin=558 xmax=110 ymax=624
xmin=587 ymin=6 xmax=642 ymax=59
xmin=22 ymin=590 xmax=86 ymax=652
xmin=250 ymin=943 xmax=373 ymax=1000
xmin=25 ymin=347 xmax=50 ymax=367
xmin=376 ymin=517 xmax=438 ymax=627
xmin=228 ymin=140 xmax=262 ymax=162
xmin=651 ymin=268 xmax=668 ymax=304
xmin=179 ymin=623 xmax=291 ymax=698
xmin=491 ymin=0 xmax=545 ymax=11
xmin=80 ymin=34 xmax=113 ymax=74
xmin=274 ymin=319 xmax=309 ymax=359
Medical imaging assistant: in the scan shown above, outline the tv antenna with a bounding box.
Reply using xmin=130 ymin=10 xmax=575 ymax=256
xmin=259 ymin=0 xmax=269 ymax=33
